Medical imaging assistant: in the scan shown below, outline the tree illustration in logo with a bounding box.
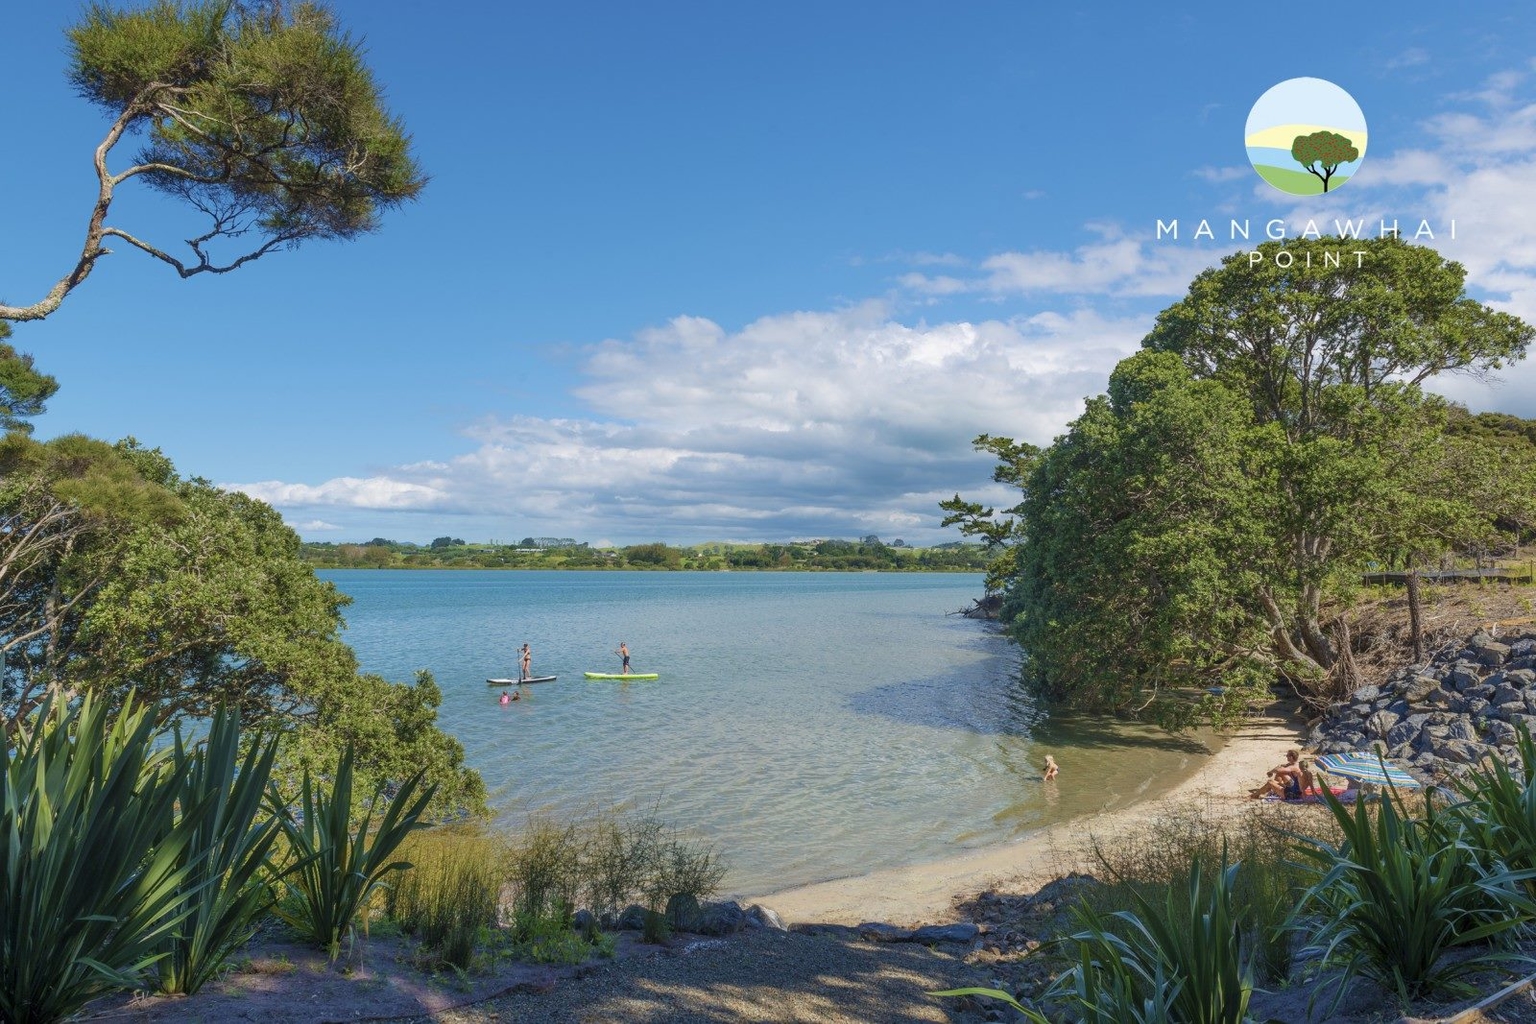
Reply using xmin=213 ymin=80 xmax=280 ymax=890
xmin=1290 ymin=130 xmax=1359 ymax=193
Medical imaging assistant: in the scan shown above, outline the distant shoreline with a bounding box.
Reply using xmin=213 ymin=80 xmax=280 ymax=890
xmin=309 ymin=564 xmax=987 ymax=573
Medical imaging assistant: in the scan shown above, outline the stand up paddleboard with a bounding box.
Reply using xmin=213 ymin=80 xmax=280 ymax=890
xmin=487 ymin=675 xmax=558 ymax=685
xmin=583 ymin=672 xmax=659 ymax=680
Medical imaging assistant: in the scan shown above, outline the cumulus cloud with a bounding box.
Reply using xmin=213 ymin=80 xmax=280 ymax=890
xmin=227 ymin=66 xmax=1536 ymax=542
xmin=227 ymin=305 xmax=1146 ymax=542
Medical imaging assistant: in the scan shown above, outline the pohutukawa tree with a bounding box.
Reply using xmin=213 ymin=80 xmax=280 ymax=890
xmin=953 ymin=238 xmax=1534 ymax=723
xmin=1290 ymin=130 xmax=1359 ymax=193
xmin=0 ymin=0 xmax=425 ymax=323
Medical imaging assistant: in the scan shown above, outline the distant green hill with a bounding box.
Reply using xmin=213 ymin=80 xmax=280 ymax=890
xmin=1253 ymin=164 xmax=1349 ymax=195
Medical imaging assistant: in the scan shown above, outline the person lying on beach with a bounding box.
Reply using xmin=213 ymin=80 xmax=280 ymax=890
xmin=1043 ymin=755 xmax=1059 ymax=781
xmin=1250 ymin=749 xmax=1303 ymax=799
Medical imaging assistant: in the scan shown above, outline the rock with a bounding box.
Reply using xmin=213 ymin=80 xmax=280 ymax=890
xmin=1480 ymin=644 xmax=1511 ymax=668
xmin=1351 ymin=684 xmax=1382 ymax=704
xmin=696 ymin=900 xmax=748 ymax=936
xmin=1494 ymin=684 xmax=1524 ymax=707
xmin=1426 ymin=689 xmax=1462 ymax=710
xmin=665 ymin=892 xmax=702 ymax=932
xmin=744 ymin=904 xmax=788 ymax=931
xmin=1405 ymin=712 xmax=1432 ymax=730
xmin=1450 ymin=666 xmax=1482 ymax=691
xmin=572 ymin=909 xmax=599 ymax=934
xmin=1509 ymin=668 xmax=1536 ymax=687
xmin=618 ymin=904 xmax=648 ymax=930
xmin=1439 ymin=740 xmax=1484 ymax=765
xmin=1365 ymin=710 xmax=1400 ymax=737
xmin=1512 ymin=639 xmax=1536 ymax=657
xmin=1498 ymin=701 xmax=1528 ymax=720
xmin=858 ymin=922 xmax=913 ymax=942
xmin=1487 ymin=720 xmax=1519 ymax=746
xmin=912 ymin=922 xmax=981 ymax=944
xmin=1404 ymin=675 xmax=1441 ymax=702
xmin=1029 ymin=873 xmax=1100 ymax=906
xmin=1386 ymin=721 xmax=1419 ymax=748
xmin=1446 ymin=719 xmax=1479 ymax=744
xmin=1467 ymin=698 xmax=1492 ymax=719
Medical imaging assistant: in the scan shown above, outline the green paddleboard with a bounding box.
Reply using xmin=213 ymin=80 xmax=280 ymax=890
xmin=583 ymin=672 xmax=659 ymax=680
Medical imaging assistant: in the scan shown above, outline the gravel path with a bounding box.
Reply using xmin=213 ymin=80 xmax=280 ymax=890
xmin=426 ymin=929 xmax=989 ymax=1024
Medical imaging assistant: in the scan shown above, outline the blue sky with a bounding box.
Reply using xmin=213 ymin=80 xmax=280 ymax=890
xmin=3 ymin=3 xmax=1535 ymax=545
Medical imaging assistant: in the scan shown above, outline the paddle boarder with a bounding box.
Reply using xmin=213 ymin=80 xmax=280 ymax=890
xmin=519 ymin=643 xmax=532 ymax=682
xmin=617 ymin=642 xmax=631 ymax=675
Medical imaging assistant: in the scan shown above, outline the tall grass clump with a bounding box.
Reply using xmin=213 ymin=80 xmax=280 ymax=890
xmin=384 ymin=827 xmax=504 ymax=970
xmin=272 ymin=745 xmax=435 ymax=961
xmin=156 ymin=707 xmax=284 ymax=995
xmin=1291 ymin=786 xmax=1535 ymax=1011
xmin=0 ymin=694 xmax=204 ymax=1024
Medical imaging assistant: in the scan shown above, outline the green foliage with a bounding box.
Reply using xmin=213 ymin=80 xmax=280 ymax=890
xmin=510 ymin=909 xmax=601 ymax=965
xmin=507 ymin=808 xmax=726 ymax=925
xmin=71 ymin=0 xmax=421 ymax=240
xmin=0 ymin=694 xmax=204 ymax=1024
xmin=0 ymin=340 xmax=59 ymax=434
xmin=157 ymin=707 xmax=284 ymax=995
xmin=1291 ymin=787 xmax=1535 ymax=1011
xmin=1055 ymin=857 xmax=1253 ymax=1024
xmin=996 ymin=239 xmax=1533 ymax=719
xmin=6 ymin=1 xmax=424 ymax=322
xmin=1450 ymin=721 xmax=1536 ymax=898
xmin=1289 ymin=130 xmax=1359 ymax=191
xmin=383 ymin=827 xmax=503 ymax=972
xmin=621 ymin=542 xmax=683 ymax=568
xmin=1 ymin=435 xmax=484 ymax=817
xmin=272 ymin=745 xmax=435 ymax=961
xmin=640 ymin=908 xmax=671 ymax=944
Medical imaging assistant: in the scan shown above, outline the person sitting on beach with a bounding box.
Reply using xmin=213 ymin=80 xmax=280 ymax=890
xmin=1250 ymin=749 xmax=1303 ymax=799
xmin=499 ymin=690 xmax=511 ymax=705
xmin=1043 ymin=755 xmax=1059 ymax=781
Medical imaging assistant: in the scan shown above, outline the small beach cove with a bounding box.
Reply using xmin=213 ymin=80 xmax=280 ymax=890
xmin=330 ymin=569 xmax=1230 ymax=896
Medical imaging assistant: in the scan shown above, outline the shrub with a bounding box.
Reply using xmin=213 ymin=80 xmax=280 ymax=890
xmin=1450 ymin=720 xmax=1536 ymax=897
xmin=0 ymin=695 xmax=203 ymax=1024
xmin=272 ymin=745 xmax=434 ymax=961
xmin=157 ymin=708 xmax=284 ymax=995
xmin=1290 ymin=787 xmax=1534 ymax=1011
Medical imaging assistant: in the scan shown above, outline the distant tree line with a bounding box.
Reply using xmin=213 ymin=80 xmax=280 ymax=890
xmin=300 ymin=536 xmax=988 ymax=572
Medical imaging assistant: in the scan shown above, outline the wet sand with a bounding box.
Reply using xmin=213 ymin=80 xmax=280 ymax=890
xmin=749 ymin=710 xmax=1306 ymax=926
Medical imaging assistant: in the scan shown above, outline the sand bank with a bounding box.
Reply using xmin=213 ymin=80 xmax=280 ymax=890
xmin=750 ymin=710 xmax=1307 ymax=927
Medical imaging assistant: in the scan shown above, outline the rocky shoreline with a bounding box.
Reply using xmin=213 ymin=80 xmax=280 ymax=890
xmin=1308 ymin=627 xmax=1536 ymax=782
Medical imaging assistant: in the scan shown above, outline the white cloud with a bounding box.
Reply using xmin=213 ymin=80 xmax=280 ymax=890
xmin=229 ymin=305 xmax=1147 ymax=541
xmin=292 ymin=518 xmax=342 ymax=531
xmin=1384 ymin=47 xmax=1431 ymax=71
xmin=228 ymin=66 xmax=1536 ymax=542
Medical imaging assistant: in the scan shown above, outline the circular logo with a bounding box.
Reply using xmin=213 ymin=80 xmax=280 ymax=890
xmin=1245 ymin=78 xmax=1367 ymax=196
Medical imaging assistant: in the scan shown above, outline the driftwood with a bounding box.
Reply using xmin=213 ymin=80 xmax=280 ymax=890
xmin=948 ymin=594 xmax=1003 ymax=619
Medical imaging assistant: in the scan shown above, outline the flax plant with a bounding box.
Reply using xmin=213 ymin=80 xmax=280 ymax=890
xmin=156 ymin=708 xmax=284 ymax=994
xmin=0 ymin=694 xmax=205 ymax=1024
xmin=1291 ymin=787 xmax=1535 ymax=1012
xmin=272 ymin=745 xmax=434 ymax=961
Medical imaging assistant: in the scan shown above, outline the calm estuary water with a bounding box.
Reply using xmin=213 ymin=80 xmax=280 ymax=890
xmin=324 ymin=570 xmax=1214 ymax=895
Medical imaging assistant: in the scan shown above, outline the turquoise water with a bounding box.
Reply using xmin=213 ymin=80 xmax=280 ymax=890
xmin=325 ymin=570 xmax=1214 ymax=895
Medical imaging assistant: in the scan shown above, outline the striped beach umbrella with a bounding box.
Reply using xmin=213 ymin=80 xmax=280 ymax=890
xmin=1314 ymin=752 xmax=1422 ymax=789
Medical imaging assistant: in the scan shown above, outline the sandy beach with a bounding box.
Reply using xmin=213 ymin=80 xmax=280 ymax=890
xmin=749 ymin=709 xmax=1308 ymax=927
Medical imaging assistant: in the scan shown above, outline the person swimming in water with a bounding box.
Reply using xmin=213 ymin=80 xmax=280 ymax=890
xmin=499 ymin=690 xmax=511 ymax=705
